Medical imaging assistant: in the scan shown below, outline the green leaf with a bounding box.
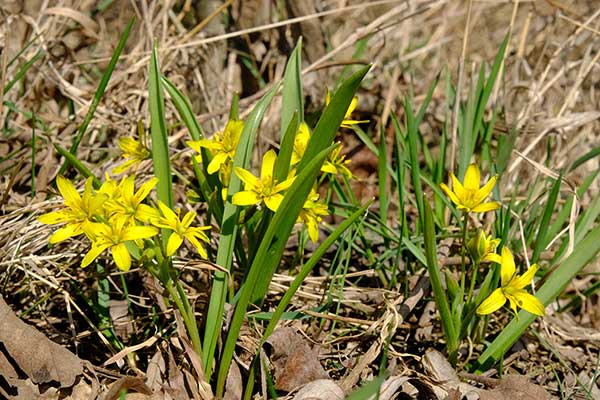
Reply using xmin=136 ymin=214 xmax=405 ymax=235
xmin=280 ymin=38 xmax=303 ymax=140
xmin=475 ymin=222 xmax=600 ymax=371
xmin=202 ymin=84 xmax=279 ymax=377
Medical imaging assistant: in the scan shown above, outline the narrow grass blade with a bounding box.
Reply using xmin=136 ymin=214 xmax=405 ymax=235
xmin=202 ymin=85 xmax=279 ymax=377
xmin=280 ymin=38 xmax=303 ymax=140
xmin=3 ymin=51 xmax=42 ymax=95
xmin=160 ymin=75 xmax=214 ymax=203
xmin=423 ymin=198 xmax=457 ymax=360
xmin=58 ymin=18 xmax=133 ymax=176
xmin=53 ymin=143 xmax=100 ymax=188
xmin=475 ymin=223 xmax=600 ymax=371
xmin=378 ymin=126 xmax=388 ymax=223
xmin=405 ymin=98 xmax=424 ymax=226
xmin=243 ymin=200 xmax=373 ymax=397
xmin=531 ymin=175 xmax=561 ymax=264
xmin=216 ymin=146 xmax=333 ymax=397
xmin=148 ymin=41 xmax=173 ymax=210
xmin=569 ymin=144 xmax=600 ymax=171
xmin=274 ymin=111 xmax=298 ymax=182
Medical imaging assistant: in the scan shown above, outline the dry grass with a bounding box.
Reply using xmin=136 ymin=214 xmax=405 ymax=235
xmin=1 ymin=0 xmax=599 ymax=398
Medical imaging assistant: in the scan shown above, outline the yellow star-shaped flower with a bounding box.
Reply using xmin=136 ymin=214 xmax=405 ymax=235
xmin=232 ymin=150 xmax=295 ymax=212
xmin=476 ymin=247 xmax=545 ymax=317
xmin=440 ymin=163 xmax=500 ymax=213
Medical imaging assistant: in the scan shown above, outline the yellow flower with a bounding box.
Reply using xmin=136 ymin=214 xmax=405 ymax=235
xmin=476 ymin=247 xmax=545 ymax=317
xmin=291 ymin=122 xmax=311 ymax=166
xmin=113 ymin=136 xmax=151 ymax=174
xmin=81 ymin=219 xmax=158 ymax=271
xmin=187 ymin=119 xmax=244 ymax=175
xmin=321 ymin=143 xmax=355 ymax=179
xmin=38 ymin=176 xmax=107 ymax=244
xmin=440 ymin=163 xmax=500 ymax=213
xmin=105 ymin=175 xmax=160 ymax=226
xmin=325 ymin=88 xmax=369 ymax=128
xmin=298 ymin=190 xmax=329 ymax=242
xmin=232 ymin=150 xmax=296 ymax=212
xmin=152 ymin=201 xmax=211 ymax=257
xmin=467 ymin=230 xmax=502 ymax=264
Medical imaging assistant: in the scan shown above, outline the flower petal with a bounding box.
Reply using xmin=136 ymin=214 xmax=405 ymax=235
xmin=166 ymin=233 xmax=184 ymax=256
xmin=208 ymin=152 xmax=228 ymax=175
xmin=135 ymin=177 xmax=158 ymax=203
xmin=234 ymin=167 xmax=258 ymax=188
xmin=471 ymin=202 xmax=500 ymax=213
xmin=112 ymin=243 xmax=132 ymax=271
xmin=512 ymin=264 xmax=539 ymax=289
xmin=261 ymin=150 xmax=277 ymax=182
xmin=264 ymin=194 xmax=283 ymax=212
xmin=483 ymin=253 xmax=502 ymax=264
xmin=473 ymin=175 xmax=497 ymax=205
xmin=440 ymin=183 xmax=462 ymax=208
xmin=449 ymin=173 xmax=467 ymax=200
xmin=232 ymin=191 xmax=260 ymax=206
xmin=512 ymin=291 xmax=545 ymax=316
xmin=186 ymin=235 xmax=208 ymax=258
xmin=500 ymin=247 xmax=516 ymax=286
xmin=38 ymin=210 xmax=71 ymax=225
xmin=49 ymin=224 xmax=83 ymax=244
xmin=157 ymin=200 xmax=178 ymax=223
xmin=56 ymin=176 xmax=82 ymax=207
xmin=135 ymin=204 xmax=161 ymax=223
xmin=122 ymin=226 xmax=158 ymax=241
xmin=320 ymin=162 xmax=338 ymax=175
xmin=181 ymin=211 xmax=197 ymax=229
xmin=464 ymin=164 xmax=481 ymax=191
xmin=476 ymin=288 xmax=506 ymax=315
xmin=81 ymin=244 xmax=110 ymax=268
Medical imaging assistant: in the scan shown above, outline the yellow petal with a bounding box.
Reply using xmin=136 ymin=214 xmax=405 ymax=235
xmin=476 ymin=288 xmax=506 ymax=315
xmin=81 ymin=244 xmax=109 ymax=268
xmin=56 ymin=176 xmax=81 ymax=206
xmin=166 ymin=233 xmax=184 ymax=256
xmin=307 ymin=218 xmax=319 ymax=243
xmin=500 ymin=247 xmax=516 ymax=286
xmin=512 ymin=264 xmax=539 ymax=290
xmin=464 ymin=164 xmax=481 ymax=191
xmin=181 ymin=211 xmax=197 ymax=229
xmin=473 ymin=175 xmax=497 ymax=205
xmin=232 ymin=191 xmax=260 ymax=206
xmin=135 ymin=204 xmax=161 ymax=223
xmin=136 ymin=177 xmax=158 ymax=202
xmin=49 ymin=224 xmax=82 ymax=243
xmin=38 ymin=210 xmax=70 ymax=225
xmin=261 ymin=150 xmax=277 ymax=182
xmin=320 ymin=162 xmax=338 ymax=175
xmin=264 ymin=194 xmax=283 ymax=212
xmin=345 ymin=96 xmax=358 ymax=118
xmin=274 ymin=176 xmax=295 ymax=193
xmin=234 ymin=167 xmax=258 ymax=188
xmin=449 ymin=173 xmax=467 ymax=201
xmin=157 ymin=200 xmax=178 ymax=223
xmin=471 ymin=202 xmax=500 ymax=213
xmin=122 ymin=226 xmax=158 ymax=241
xmin=512 ymin=291 xmax=545 ymax=316
xmin=208 ymin=152 xmax=228 ymax=175
xmin=483 ymin=253 xmax=502 ymax=264
xmin=186 ymin=235 xmax=208 ymax=259
xmin=440 ymin=183 xmax=462 ymax=207
xmin=111 ymin=243 xmax=132 ymax=271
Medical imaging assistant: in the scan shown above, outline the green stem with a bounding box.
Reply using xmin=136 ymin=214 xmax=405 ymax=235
xmin=165 ymin=279 xmax=203 ymax=359
xmin=466 ymin=260 xmax=479 ymax=305
xmin=460 ymin=212 xmax=468 ymax=291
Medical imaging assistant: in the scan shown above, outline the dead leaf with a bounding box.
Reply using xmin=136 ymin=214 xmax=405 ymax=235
xmin=223 ymin=361 xmax=243 ymax=400
xmin=109 ymin=299 xmax=134 ymax=340
xmin=266 ymin=327 xmax=329 ymax=392
xmin=0 ymin=296 xmax=83 ymax=387
xmin=479 ymin=375 xmax=552 ymax=400
xmin=422 ymin=349 xmax=480 ymax=400
xmin=103 ymin=377 xmax=153 ymax=400
xmin=292 ymin=379 xmax=345 ymax=400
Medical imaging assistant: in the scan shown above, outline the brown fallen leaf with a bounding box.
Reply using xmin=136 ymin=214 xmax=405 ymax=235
xmin=292 ymin=379 xmax=345 ymax=400
xmin=479 ymin=375 xmax=552 ymax=400
xmin=266 ymin=327 xmax=329 ymax=392
xmin=104 ymin=377 xmax=153 ymax=400
xmin=0 ymin=296 xmax=83 ymax=387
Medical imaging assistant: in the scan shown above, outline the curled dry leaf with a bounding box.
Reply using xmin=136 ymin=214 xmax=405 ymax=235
xmin=266 ymin=327 xmax=329 ymax=392
xmin=0 ymin=296 xmax=83 ymax=388
xmin=292 ymin=379 xmax=345 ymax=400
xmin=422 ymin=349 xmax=480 ymax=400
xmin=479 ymin=375 xmax=552 ymax=400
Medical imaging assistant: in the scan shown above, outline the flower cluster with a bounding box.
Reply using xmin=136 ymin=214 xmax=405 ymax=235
xmin=187 ymin=94 xmax=367 ymax=242
xmin=441 ymin=163 xmax=545 ymax=317
xmin=39 ymin=174 xmax=210 ymax=271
